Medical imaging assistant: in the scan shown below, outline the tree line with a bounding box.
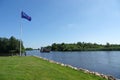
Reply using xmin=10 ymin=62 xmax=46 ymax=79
xmin=44 ymin=42 xmax=120 ymax=51
xmin=25 ymin=47 xmax=33 ymax=50
xmin=0 ymin=36 xmax=25 ymax=55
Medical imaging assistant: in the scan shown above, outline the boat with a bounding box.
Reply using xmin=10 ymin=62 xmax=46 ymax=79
xmin=40 ymin=47 xmax=51 ymax=53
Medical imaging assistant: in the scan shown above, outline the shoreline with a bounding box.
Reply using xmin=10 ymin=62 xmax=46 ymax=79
xmin=50 ymin=50 xmax=120 ymax=52
xmin=34 ymin=55 xmax=116 ymax=80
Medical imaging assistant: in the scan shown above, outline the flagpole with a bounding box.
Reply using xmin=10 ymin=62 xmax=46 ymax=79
xmin=20 ymin=19 xmax=22 ymax=56
xmin=20 ymin=11 xmax=31 ymax=56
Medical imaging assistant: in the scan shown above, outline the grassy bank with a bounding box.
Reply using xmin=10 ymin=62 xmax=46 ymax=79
xmin=0 ymin=56 xmax=107 ymax=80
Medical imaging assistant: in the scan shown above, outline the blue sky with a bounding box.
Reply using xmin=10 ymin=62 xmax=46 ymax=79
xmin=0 ymin=0 xmax=120 ymax=48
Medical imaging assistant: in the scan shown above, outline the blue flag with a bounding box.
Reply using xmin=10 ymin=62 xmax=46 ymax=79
xmin=21 ymin=11 xmax=31 ymax=21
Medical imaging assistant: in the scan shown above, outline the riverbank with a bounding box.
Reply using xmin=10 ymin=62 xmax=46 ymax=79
xmin=0 ymin=56 xmax=108 ymax=80
xmin=34 ymin=56 xmax=116 ymax=80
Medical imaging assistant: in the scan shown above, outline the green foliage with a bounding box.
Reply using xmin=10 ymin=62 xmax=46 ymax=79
xmin=0 ymin=56 xmax=107 ymax=80
xmin=48 ymin=42 xmax=120 ymax=51
xmin=0 ymin=36 xmax=24 ymax=55
xmin=25 ymin=47 xmax=33 ymax=50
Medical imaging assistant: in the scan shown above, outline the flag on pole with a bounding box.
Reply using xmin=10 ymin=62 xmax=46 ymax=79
xmin=21 ymin=11 xmax=31 ymax=21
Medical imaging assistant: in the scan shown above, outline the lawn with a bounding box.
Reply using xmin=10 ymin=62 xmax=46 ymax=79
xmin=0 ymin=56 xmax=107 ymax=80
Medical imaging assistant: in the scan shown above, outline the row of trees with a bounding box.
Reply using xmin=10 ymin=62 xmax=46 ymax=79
xmin=25 ymin=47 xmax=33 ymax=50
xmin=0 ymin=36 xmax=25 ymax=55
xmin=45 ymin=42 xmax=120 ymax=51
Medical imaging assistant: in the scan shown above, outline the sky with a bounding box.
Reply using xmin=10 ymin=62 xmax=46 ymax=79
xmin=0 ymin=0 xmax=120 ymax=48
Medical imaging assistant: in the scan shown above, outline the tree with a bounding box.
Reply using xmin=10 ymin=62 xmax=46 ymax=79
xmin=0 ymin=36 xmax=25 ymax=55
xmin=45 ymin=42 xmax=120 ymax=51
xmin=51 ymin=43 xmax=58 ymax=51
xmin=26 ymin=48 xmax=33 ymax=50
xmin=105 ymin=42 xmax=110 ymax=47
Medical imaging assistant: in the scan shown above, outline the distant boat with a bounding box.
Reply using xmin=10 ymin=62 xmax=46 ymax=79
xmin=40 ymin=47 xmax=50 ymax=53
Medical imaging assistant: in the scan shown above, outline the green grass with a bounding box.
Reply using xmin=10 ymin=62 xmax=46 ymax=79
xmin=0 ymin=56 xmax=107 ymax=80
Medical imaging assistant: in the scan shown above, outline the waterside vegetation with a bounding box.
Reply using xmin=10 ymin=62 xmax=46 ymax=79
xmin=45 ymin=42 xmax=120 ymax=51
xmin=25 ymin=47 xmax=33 ymax=50
xmin=0 ymin=36 xmax=24 ymax=55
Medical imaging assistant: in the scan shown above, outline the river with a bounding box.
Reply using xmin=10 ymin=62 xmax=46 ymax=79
xmin=26 ymin=50 xmax=120 ymax=79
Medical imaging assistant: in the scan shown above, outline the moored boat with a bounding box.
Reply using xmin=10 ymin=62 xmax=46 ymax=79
xmin=40 ymin=47 xmax=50 ymax=53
